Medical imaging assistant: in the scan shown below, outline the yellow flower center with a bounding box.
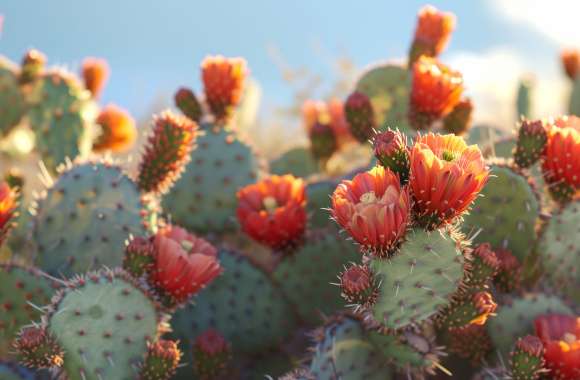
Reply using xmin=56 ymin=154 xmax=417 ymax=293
xmin=441 ymin=150 xmax=456 ymax=162
xmin=263 ymin=196 xmax=279 ymax=213
xmin=360 ymin=192 xmax=378 ymax=204
xmin=181 ymin=240 xmax=194 ymax=252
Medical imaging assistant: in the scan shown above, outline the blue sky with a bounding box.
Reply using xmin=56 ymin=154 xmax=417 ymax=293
xmin=1 ymin=1 xmax=578 ymax=126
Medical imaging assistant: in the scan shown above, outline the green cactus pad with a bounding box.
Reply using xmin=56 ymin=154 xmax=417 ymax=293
xmin=272 ymin=233 xmax=360 ymax=324
xmin=32 ymin=162 xmax=151 ymax=278
xmin=308 ymin=316 xmax=393 ymax=380
xmin=0 ymin=264 xmax=56 ymax=357
xmin=569 ymin=76 xmax=580 ymax=116
xmin=537 ymin=199 xmax=580 ymax=304
xmin=45 ymin=269 xmax=160 ymax=380
xmin=305 ymin=179 xmax=336 ymax=229
xmin=367 ymin=228 xmax=466 ymax=330
xmin=162 ymin=125 xmax=262 ymax=234
xmin=355 ymin=63 xmax=412 ymax=134
xmin=516 ymin=78 xmax=533 ymax=120
xmin=26 ymin=70 xmax=96 ymax=172
xmin=367 ymin=329 xmax=441 ymax=375
xmin=0 ymin=360 xmax=49 ymax=380
xmin=0 ymin=57 xmax=27 ymax=137
xmin=462 ymin=164 xmax=539 ymax=263
xmin=270 ymin=147 xmax=319 ymax=178
xmin=487 ymin=293 xmax=573 ymax=358
xmin=170 ymin=249 xmax=296 ymax=359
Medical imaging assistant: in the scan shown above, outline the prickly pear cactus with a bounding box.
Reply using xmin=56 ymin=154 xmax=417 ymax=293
xmin=170 ymin=249 xmax=296 ymax=366
xmin=537 ymin=198 xmax=580 ymax=304
xmin=487 ymin=293 xmax=573 ymax=357
xmin=516 ymin=78 xmax=532 ymax=119
xmin=163 ymin=124 xmax=262 ymax=234
xmin=270 ymin=147 xmax=319 ymax=178
xmin=0 ymin=264 xmax=56 ymax=357
xmin=272 ymin=233 xmax=360 ymax=324
xmin=367 ymin=228 xmax=466 ymax=330
xmin=25 ymin=70 xmax=96 ymax=172
xmin=308 ymin=316 xmax=393 ymax=380
xmin=462 ymin=163 xmax=539 ymax=263
xmin=305 ymin=179 xmax=337 ymax=229
xmin=32 ymin=161 xmax=153 ymax=277
xmin=367 ymin=328 xmax=442 ymax=377
xmin=569 ymin=76 xmax=580 ymax=116
xmin=0 ymin=57 xmax=26 ymax=137
xmin=355 ymin=63 xmax=412 ymax=134
xmin=43 ymin=269 xmax=162 ymax=380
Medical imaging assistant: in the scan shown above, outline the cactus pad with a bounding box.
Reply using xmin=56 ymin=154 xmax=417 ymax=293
xmin=162 ymin=125 xmax=262 ymax=234
xmin=26 ymin=70 xmax=96 ymax=172
xmin=272 ymin=233 xmax=360 ymax=324
xmin=44 ymin=269 xmax=161 ymax=380
xmin=569 ymin=76 xmax=580 ymax=116
xmin=0 ymin=265 xmax=56 ymax=357
xmin=170 ymin=249 xmax=296 ymax=358
xmin=462 ymin=164 xmax=539 ymax=263
xmin=32 ymin=162 xmax=151 ymax=277
xmin=367 ymin=228 xmax=466 ymax=330
xmin=0 ymin=57 xmax=26 ymax=137
xmin=305 ymin=179 xmax=336 ymax=229
xmin=487 ymin=293 xmax=573 ymax=358
xmin=537 ymin=199 xmax=580 ymax=304
xmin=355 ymin=63 xmax=412 ymax=134
xmin=270 ymin=147 xmax=319 ymax=178
xmin=0 ymin=360 xmax=49 ymax=380
xmin=308 ymin=316 xmax=392 ymax=380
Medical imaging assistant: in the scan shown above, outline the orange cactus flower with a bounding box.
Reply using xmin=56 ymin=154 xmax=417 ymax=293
xmin=151 ymin=226 xmax=222 ymax=306
xmin=541 ymin=116 xmax=580 ymax=201
xmin=0 ymin=182 xmax=17 ymax=246
xmin=409 ymin=5 xmax=456 ymax=63
xmin=561 ymin=49 xmax=580 ymax=81
xmin=92 ymin=104 xmax=137 ymax=153
xmin=236 ymin=175 xmax=307 ymax=250
xmin=409 ymin=56 xmax=464 ymax=130
xmin=331 ymin=166 xmax=411 ymax=257
xmin=410 ymin=133 xmax=489 ymax=227
xmin=81 ymin=57 xmax=109 ymax=99
xmin=201 ymin=55 xmax=247 ymax=124
xmin=535 ymin=314 xmax=580 ymax=380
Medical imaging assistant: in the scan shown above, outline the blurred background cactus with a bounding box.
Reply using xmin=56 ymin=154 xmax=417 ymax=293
xmin=1 ymin=2 xmax=580 ymax=380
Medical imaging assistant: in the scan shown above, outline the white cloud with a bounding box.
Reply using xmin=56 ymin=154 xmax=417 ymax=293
xmin=447 ymin=48 xmax=567 ymax=129
xmin=488 ymin=0 xmax=580 ymax=46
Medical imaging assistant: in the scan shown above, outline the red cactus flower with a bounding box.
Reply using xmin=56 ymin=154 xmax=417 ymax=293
xmin=193 ymin=329 xmax=232 ymax=379
xmin=151 ymin=226 xmax=222 ymax=305
xmin=327 ymin=98 xmax=355 ymax=148
xmin=339 ymin=264 xmax=378 ymax=307
xmin=236 ymin=175 xmax=307 ymax=250
xmin=81 ymin=57 xmax=109 ymax=99
xmin=345 ymin=91 xmax=375 ymax=143
xmin=201 ymin=55 xmax=247 ymax=123
xmin=331 ymin=165 xmax=411 ymax=257
xmin=301 ymin=99 xmax=326 ymax=133
xmin=541 ymin=116 xmax=580 ymax=201
xmin=409 ymin=5 xmax=456 ymax=63
xmin=410 ymin=133 xmax=489 ymax=227
xmin=92 ymin=104 xmax=137 ymax=153
xmin=409 ymin=56 xmax=464 ymax=130
xmin=373 ymin=129 xmax=410 ymax=183
xmin=535 ymin=314 xmax=580 ymax=380
xmin=0 ymin=182 xmax=17 ymax=246
xmin=561 ymin=49 xmax=580 ymax=81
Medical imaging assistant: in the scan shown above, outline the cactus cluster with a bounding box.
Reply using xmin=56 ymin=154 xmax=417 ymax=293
xmin=1 ymin=4 xmax=580 ymax=380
